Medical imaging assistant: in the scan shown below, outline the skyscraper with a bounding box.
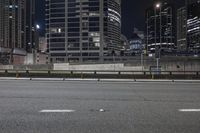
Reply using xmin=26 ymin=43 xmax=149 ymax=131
xmin=46 ymin=0 xmax=121 ymax=63
xmin=146 ymin=2 xmax=175 ymax=55
xmin=0 ymin=0 xmax=35 ymax=64
xmin=0 ymin=0 xmax=24 ymax=51
xmin=176 ymin=0 xmax=200 ymax=55
xmin=26 ymin=0 xmax=36 ymax=53
xmin=187 ymin=0 xmax=200 ymax=54
xmin=177 ymin=7 xmax=187 ymax=52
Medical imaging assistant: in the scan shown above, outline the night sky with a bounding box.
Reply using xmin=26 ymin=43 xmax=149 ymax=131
xmin=35 ymin=0 xmax=184 ymax=39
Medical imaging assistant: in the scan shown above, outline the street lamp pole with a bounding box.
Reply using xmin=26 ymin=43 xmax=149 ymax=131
xmin=159 ymin=5 xmax=162 ymax=50
xmin=141 ymin=52 xmax=144 ymax=71
xmin=155 ymin=3 xmax=161 ymax=72
xmin=154 ymin=4 xmax=157 ymax=54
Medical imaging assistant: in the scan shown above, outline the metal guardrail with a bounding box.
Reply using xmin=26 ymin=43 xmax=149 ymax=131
xmin=0 ymin=69 xmax=199 ymax=74
xmin=0 ymin=69 xmax=199 ymax=78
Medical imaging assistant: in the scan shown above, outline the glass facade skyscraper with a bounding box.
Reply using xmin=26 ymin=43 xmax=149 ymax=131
xmin=146 ymin=2 xmax=175 ymax=55
xmin=177 ymin=7 xmax=187 ymax=52
xmin=0 ymin=0 xmax=26 ymax=51
xmin=176 ymin=0 xmax=200 ymax=54
xmin=0 ymin=0 xmax=35 ymax=61
xmin=187 ymin=0 xmax=200 ymax=54
xmin=46 ymin=0 xmax=121 ymax=63
xmin=26 ymin=0 xmax=36 ymax=53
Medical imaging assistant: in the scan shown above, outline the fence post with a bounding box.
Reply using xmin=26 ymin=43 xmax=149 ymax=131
xmin=150 ymin=71 xmax=154 ymax=79
xmin=48 ymin=70 xmax=51 ymax=75
xmin=26 ymin=70 xmax=29 ymax=77
xmin=144 ymin=72 xmax=146 ymax=75
xmin=152 ymin=74 xmax=154 ymax=79
xmin=5 ymin=70 xmax=8 ymax=74
xmin=16 ymin=71 xmax=19 ymax=78
xmin=169 ymin=72 xmax=172 ymax=75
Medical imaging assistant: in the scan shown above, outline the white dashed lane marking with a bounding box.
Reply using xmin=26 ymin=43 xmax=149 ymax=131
xmin=179 ymin=109 xmax=200 ymax=112
xmin=39 ymin=110 xmax=76 ymax=113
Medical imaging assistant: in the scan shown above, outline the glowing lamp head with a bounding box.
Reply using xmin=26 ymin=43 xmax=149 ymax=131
xmin=156 ymin=3 xmax=161 ymax=8
xmin=36 ymin=24 xmax=40 ymax=29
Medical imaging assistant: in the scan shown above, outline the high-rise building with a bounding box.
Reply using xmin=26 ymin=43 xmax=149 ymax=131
xmin=187 ymin=0 xmax=200 ymax=54
xmin=26 ymin=0 xmax=36 ymax=53
xmin=0 ymin=0 xmax=35 ymax=64
xmin=129 ymin=28 xmax=144 ymax=55
xmin=46 ymin=0 xmax=121 ymax=63
xmin=176 ymin=0 xmax=200 ymax=55
xmin=146 ymin=2 xmax=175 ymax=55
xmin=0 ymin=0 xmax=25 ymax=51
xmin=177 ymin=7 xmax=187 ymax=52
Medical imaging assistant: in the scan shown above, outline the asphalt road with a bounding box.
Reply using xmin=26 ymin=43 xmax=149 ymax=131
xmin=0 ymin=80 xmax=200 ymax=133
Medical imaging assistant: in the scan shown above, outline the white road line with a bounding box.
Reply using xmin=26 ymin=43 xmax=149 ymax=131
xmin=179 ymin=109 xmax=200 ymax=112
xmin=39 ymin=110 xmax=76 ymax=113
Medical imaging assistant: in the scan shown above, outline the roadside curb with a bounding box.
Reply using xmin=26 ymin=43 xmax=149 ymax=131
xmin=0 ymin=77 xmax=200 ymax=83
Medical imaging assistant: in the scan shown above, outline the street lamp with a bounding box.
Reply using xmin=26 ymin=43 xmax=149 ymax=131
xmin=154 ymin=2 xmax=162 ymax=72
xmin=36 ymin=24 xmax=40 ymax=30
xmin=156 ymin=3 xmax=161 ymax=8
xmin=154 ymin=2 xmax=161 ymax=49
xmin=34 ymin=24 xmax=41 ymax=64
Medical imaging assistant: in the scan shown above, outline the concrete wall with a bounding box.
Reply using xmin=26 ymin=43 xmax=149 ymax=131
xmin=54 ymin=63 xmax=142 ymax=71
xmin=54 ymin=58 xmax=200 ymax=71
xmin=0 ymin=64 xmax=52 ymax=70
xmin=13 ymin=64 xmax=53 ymax=70
xmin=13 ymin=55 xmax=25 ymax=65
xmin=140 ymin=58 xmax=200 ymax=71
xmin=53 ymin=63 xmax=142 ymax=71
xmin=24 ymin=54 xmax=34 ymax=65
xmin=159 ymin=61 xmax=200 ymax=71
xmin=1 ymin=57 xmax=200 ymax=71
xmin=36 ymin=53 xmax=48 ymax=65
xmin=0 ymin=65 xmax=13 ymax=70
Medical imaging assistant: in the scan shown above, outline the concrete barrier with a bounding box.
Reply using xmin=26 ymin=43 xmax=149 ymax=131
xmin=1 ymin=57 xmax=200 ymax=71
xmin=0 ymin=65 xmax=13 ymax=70
xmin=13 ymin=64 xmax=53 ymax=70
xmin=54 ymin=63 xmax=143 ymax=71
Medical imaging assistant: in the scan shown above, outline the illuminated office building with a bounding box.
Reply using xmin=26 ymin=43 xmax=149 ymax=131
xmin=146 ymin=2 xmax=175 ymax=55
xmin=187 ymin=0 xmax=200 ymax=53
xmin=0 ymin=0 xmax=35 ymax=64
xmin=46 ymin=0 xmax=121 ymax=63
xmin=177 ymin=7 xmax=187 ymax=52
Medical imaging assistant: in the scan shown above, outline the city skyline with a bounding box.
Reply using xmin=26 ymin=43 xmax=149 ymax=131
xmin=1 ymin=0 xmax=199 ymax=65
xmin=36 ymin=0 xmax=184 ymax=38
xmin=0 ymin=2 xmax=200 ymax=132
